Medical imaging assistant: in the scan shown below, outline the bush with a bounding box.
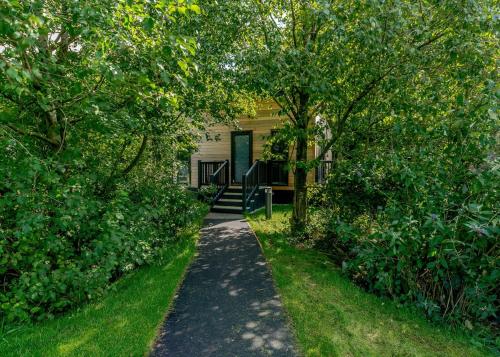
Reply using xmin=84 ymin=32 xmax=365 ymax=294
xmin=0 ymin=140 xmax=204 ymax=322
xmin=308 ymin=118 xmax=499 ymax=341
xmin=198 ymin=184 xmax=218 ymax=203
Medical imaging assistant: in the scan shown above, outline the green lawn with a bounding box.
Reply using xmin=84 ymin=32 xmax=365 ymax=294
xmin=247 ymin=205 xmax=492 ymax=357
xmin=0 ymin=230 xmax=199 ymax=357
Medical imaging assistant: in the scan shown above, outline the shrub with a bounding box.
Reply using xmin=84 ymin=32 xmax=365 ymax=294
xmin=198 ymin=184 xmax=218 ymax=203
xmin=0 ymin=140 xmax=204 ymax=322
xmin=308 ymin=118 xmax=499 ymax=341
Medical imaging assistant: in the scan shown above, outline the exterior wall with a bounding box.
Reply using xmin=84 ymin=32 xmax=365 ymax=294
xmin=190 ymin=101 xmax=315 ymax=189
xmin=315 ymin=117 xmax=333 ymax=160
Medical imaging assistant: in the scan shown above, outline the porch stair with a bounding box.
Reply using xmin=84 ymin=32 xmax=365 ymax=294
xmin=200 ymin=159 xmax=267 ymax=214
xmin=211 ymin=186 xmax=265 ymax=214
xmin=211 ymin=186 xmax=245 ymax=214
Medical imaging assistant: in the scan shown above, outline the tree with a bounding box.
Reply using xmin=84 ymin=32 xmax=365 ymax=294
xmin=0 ymin=0 xmax=248 ymax=188
xmin=0 ymin=0 xmax=246 ymax=321
xmin=0 ymin=0 xmax=201 ymax=153
xmin=206 ymin=0 xmax=496 ymax=234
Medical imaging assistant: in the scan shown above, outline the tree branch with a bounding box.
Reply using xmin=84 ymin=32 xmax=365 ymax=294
xmin=317 ymin=66 xmax=395 ymax=160
xmin=316 ymin=28 xmax=450 ymax=161
xmin=272 ymin=94 xmax=296 ymax=123
xmin=2 ymin=123 xmax=59 ymax=146
xmin=121 ymin=135 xmax=148 ymax=176
xmin=416 ymin=30 xmax=448 ymax=50
xmin=289 ymin=0 xmax=298 ymax=48
xmin=55 ymin=75 xmax=105 ymax=109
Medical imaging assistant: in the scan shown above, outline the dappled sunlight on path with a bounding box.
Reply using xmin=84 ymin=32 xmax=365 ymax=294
xmin=151 ymin=213 xmax=297 ymax=356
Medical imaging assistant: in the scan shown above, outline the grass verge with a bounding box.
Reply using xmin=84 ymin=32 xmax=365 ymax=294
xmin=0 ymin=228 xmax=200 ymax=357
xmin=247 ymin=205 xmax=493 ymax=357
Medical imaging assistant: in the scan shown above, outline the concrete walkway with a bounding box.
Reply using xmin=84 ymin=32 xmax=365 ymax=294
xmin=151 ymin=212 xmax=297 ymax=356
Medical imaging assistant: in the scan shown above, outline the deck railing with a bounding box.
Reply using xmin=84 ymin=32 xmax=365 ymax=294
xmin=242 ymin=160 xmax=267 ymax=212
xmin=198 ymin=160 xmax=226 ymax=187
xmin=209 ymin=160 xmax=229 ymax=203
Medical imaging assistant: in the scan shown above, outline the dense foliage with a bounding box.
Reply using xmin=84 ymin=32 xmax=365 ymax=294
xmin=0 ymin=2 xmax=497 ymax=351
xmin=0 ymin=0 xmax=232 ymax=322
xmin=201 ymin=0 xmax=498 ymax=234
xmin=0 ymin=144 xmax=204 ymax=321
xmin=199 ymin=0 xmax=498 ymax=342
xmin=307 ymin=99 xmax=498 ymax=341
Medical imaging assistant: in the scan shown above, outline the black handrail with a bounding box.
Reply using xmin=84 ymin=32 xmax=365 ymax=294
xmin=316 ymin=160 xmax=333 ymax=183
xmin=210 ymin=160 xmax=229 ymax=203
xmin=242 ymin=160 xmax=267 ymax=212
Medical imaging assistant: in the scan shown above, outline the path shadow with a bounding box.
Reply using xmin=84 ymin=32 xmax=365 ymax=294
xmin=151 ymin=215 xmax=296 ymax=356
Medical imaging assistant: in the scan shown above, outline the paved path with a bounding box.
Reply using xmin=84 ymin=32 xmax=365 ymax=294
xmin=151 ymin=212 xmax=297 ymax=356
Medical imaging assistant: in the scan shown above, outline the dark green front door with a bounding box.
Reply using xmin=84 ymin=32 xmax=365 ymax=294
xmin=231 ymin=131 xmax=252 ymax=184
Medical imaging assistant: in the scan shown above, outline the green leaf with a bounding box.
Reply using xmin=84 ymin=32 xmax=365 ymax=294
xmin=189 ymin=4 xmax=201 ymax=14
xmin=487 ymin=109 xmax=497 ymax=121
xmin=142 ymin=17 xmax=154 ymax=32
xmin=177 ymin=60 xmax=188 ymax=74
xmin=6 ymin=67 xmax=21 ymax=82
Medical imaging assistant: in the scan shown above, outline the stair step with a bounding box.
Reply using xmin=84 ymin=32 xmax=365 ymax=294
xmin=222 ymin=192 xmax=242 ymax=197
xmin=211 ymin=205 xmax=244 ymax=214
xmin=212 ymin=204 xmax=242 ymax=210
xmin=216 ymin=199 xmax=242 ymax=207
xmin=225 ymin=187 xmax=242 ymax=193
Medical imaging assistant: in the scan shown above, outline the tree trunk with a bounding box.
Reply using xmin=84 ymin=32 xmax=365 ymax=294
xmin=45 ymin=110 xmax=61 ymax=147
xmin=291 ymin=125 xmax=308 ymax=235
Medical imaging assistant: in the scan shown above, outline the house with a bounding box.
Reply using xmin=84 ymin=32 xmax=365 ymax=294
xmin=188 ymin=100 xmax=331 ymax=213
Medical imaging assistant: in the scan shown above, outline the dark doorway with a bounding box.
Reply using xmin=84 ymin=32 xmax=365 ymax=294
xmin=231 ymin=131 xmax=252 ymax=184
